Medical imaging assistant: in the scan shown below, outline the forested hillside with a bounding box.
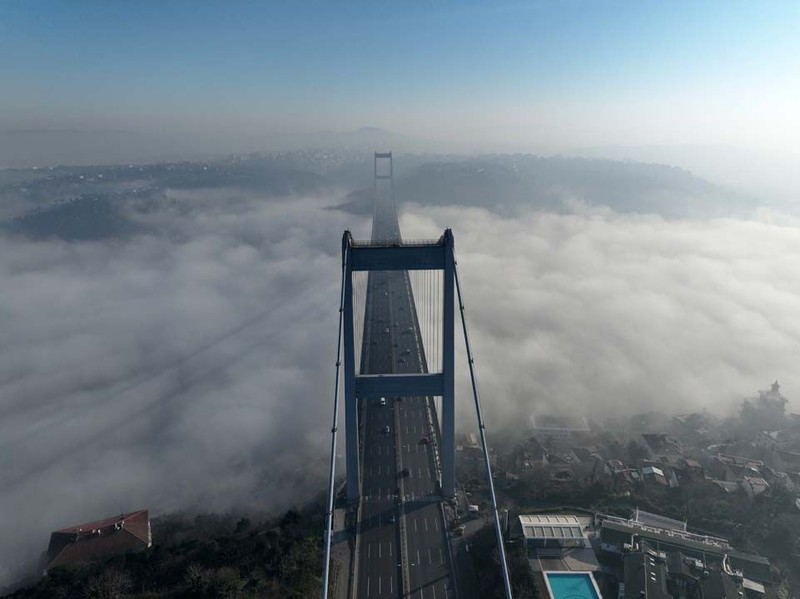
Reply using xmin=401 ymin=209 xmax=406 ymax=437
xmin=4 ymin=510 xmax=323 ymax=599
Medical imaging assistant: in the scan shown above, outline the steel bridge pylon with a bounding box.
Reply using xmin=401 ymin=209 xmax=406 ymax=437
xmin=341 ymin=228 xmax=456 ymax=502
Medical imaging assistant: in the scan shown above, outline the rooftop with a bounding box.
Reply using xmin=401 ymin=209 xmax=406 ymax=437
xmin=600 ymin=517 xmax=771 ymax=584
xmin=632 ymin=508 xmax=687 ymax=532
xmin=46 ymin=509 xmax=151 ymax=572
xmin=519 ymin=514 xmax=585 ymax=541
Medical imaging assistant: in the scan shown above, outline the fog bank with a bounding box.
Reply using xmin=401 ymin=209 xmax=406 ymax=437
xmin=401 ymin=205 xmax=800 ymax=431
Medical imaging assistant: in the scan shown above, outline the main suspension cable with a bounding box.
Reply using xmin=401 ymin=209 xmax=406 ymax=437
xmin=453 ymin=252 xmax=514 ymax=599
xmin=321 ymin=244 xmax=348 ymax=599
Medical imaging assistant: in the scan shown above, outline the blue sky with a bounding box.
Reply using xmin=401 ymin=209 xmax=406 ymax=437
xmin=1 ymin=1 xmax=798 ymax=151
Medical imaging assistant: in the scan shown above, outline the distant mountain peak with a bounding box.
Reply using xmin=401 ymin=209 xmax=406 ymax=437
xmin=354 ymin=126 xmax=392 ymax=134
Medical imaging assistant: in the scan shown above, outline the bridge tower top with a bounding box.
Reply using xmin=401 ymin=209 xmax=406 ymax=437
xmin=374 ymin=151 xmax=393 ymax=180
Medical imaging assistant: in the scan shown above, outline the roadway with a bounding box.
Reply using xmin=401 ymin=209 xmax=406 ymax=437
xmin=355 ymin=181 xmax=455 ymax=599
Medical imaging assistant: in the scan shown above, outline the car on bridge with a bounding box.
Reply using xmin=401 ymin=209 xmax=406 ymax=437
xmin=381 ymin=425 xmax=390 ymax=435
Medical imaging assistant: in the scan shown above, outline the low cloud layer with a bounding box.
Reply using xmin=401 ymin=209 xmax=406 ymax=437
xmin=401 ymin=205 xmax=800 ymax=432
xmin=2 ymin=175 xmax=799 ymax=586
xmin=0 ymin=189 xmax=368 ymax=584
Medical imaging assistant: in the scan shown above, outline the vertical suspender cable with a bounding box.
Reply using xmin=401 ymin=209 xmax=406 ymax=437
xmin=424 ymin=268 xmax=429 ymax=371
xmin=423 ymin=269 xmax=427 ymax=369
xmin=425 ymin=268 xmax=430 ymax=371
xmin=433 ymin=268 xmax=436 ymax=371
xmin=356 ymin=273 xmax=362 ymax=368
xmin=422 ymin=268 xmax=427 ymax=369
xmin=321 ymin=244 xmax=349 ymax=599
xmin=425 ymin=269 xmax=429 ymax=371
xmin=353 ymin=273 xmax=359 ymax=369
xmin=423 ymin=268 xmax=427 ymax=370
xmin=430 ymin=268 xmax=434 ymax=372
xmin=361 ymin=273 xmax=365 ymax=366
xmin=435 ymin=268 xmax=440 ymax=373
xmin=453 ymin=252 xmax=514 ymax=599
xmin=434 ymin=268 xmax=437 ymax=373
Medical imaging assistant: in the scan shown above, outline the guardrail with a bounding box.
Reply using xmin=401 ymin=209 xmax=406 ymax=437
xmin=349 ymin=395 xmax=369 ymax=599
xmin=437 ymin=500 xmax=461 ymax=599
xmin=394 ymin=401 xmax=411 ymax=597
xmin=423 ymin=397 xmax=444 ymax=488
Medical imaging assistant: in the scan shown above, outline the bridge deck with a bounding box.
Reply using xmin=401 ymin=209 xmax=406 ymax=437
xmin=355 ymin=181 xmax=455 ymax=598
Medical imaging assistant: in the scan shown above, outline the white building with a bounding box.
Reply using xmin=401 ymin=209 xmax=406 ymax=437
xmin=519 ymin=514 xmax=588 ymax=549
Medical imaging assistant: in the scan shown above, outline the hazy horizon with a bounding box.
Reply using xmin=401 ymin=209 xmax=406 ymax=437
xmin=2 ymin=1 xmax=799 ymax=197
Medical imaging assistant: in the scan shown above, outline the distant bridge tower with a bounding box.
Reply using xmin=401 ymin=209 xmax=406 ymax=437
xmin=342 ymin=153 xmax=456 ymax=502
xmin=374 ymin=151 xmax=393 ymax=184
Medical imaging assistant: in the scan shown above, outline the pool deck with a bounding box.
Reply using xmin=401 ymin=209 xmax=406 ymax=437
xmin=529 ymin=545 xmax=600 ymax=572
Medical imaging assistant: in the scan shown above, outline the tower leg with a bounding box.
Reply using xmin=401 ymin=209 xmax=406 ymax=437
xmin=442 ymin=230 xmax=456 ymax=498
xmin=343 ymin=240 xmax=360 ymax=502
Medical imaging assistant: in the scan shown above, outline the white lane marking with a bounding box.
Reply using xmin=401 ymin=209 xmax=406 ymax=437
xmin=432 ymin=585 xmax=437 ymax=599
xmin=389 ymin=542 xmax=393 ymax=557
xmin=435 ymin=519 xmax=439 ymax=531
xmin=379 ymin=576 xmax=382 ymax=595
xmin=379 ymin=542 xmax=382 ymax=558
xmin=428 ymin=547 xmax=433 ymax=564
xmin=424 ymin=517 xmax=428 ymax=531
xmin=440 ymin=548 xmax=444 ymax=564
xmin=417 ymin=548 xmax=421 ymax=565
xmin=414 ymin=518 xmax=418 ymax=532
xmin=368 ymin=543 xmax=371 ymax=558
xmin=390 ymin=575 xmax=393 ymax=593
xmin=366 ymin=576 xmax=370 ymax=597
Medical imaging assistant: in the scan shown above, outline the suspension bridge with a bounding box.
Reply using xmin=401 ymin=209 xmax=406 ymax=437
xmin=322 ymin=153 xmax=512 ymax=599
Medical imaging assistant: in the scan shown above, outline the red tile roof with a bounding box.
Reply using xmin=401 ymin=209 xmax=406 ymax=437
xmin=46 ymin=509 xmax=150 ymax=571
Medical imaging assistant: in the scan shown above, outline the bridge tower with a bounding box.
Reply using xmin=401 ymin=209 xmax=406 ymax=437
xmin=342 ymin=153 xmax=456 ymax=502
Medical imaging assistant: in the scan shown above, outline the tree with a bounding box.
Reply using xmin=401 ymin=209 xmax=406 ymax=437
xmin=82 ymin=569 xmax=131 ymax=599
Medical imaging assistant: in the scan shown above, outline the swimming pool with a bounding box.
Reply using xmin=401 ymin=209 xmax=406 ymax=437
xmin=544 ymin=572 xmax=601 ymax=599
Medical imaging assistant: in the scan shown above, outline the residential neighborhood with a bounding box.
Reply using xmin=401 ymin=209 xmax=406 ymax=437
xmin=457 ymin=382 xmax=800 ymax=598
